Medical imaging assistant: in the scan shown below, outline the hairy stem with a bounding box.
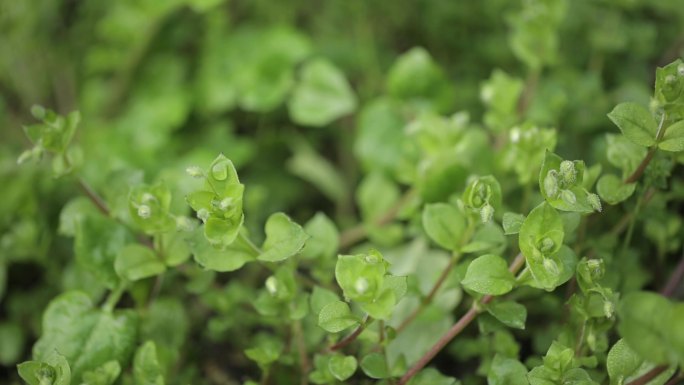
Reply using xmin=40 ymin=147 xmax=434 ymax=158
xmin=398 ymin=253 xmax=525 ymax=385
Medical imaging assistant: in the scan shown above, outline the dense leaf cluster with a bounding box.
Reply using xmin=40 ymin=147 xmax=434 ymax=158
xmin=2 ymin=1 xmax=684 ymax=385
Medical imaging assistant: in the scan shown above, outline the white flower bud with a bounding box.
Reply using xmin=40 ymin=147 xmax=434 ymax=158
xmin=137 ymin=204 xmax=151 ymax=219
xmin=219 ymin=197 xmax=233 ymax=211
xmin=543 ymin=258 xmax=559 ymax=276
xmin=354 ymin=277 xmax=369 ymax=294
xmin=480 ymin=204 xmax=494 ymax=223
xmin=603 ymin=301 xmax=614 ymax=319
xmin=197 ymin=208 xmax=210 ymax=222
xmin=186 ymin=166 xmax=204 ymax=178
xmin=544 ymin=171 xmax=559 ymax=198
xmin=265 ymin=277 xmax=278 ymax=295
xmin=540 ymin=237 xmax=555 ymax=253
xmin=561 ymin=189 xmax=576 ymax=205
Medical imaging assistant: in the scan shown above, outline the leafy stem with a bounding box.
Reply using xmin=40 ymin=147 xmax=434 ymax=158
xmin=327 ymin=315 xmax=371 ymax=352
xmin=397 ymin=253 xmax=526 ymax=385
xmin=624 ymin=113 xmax=666 ymax=184
xmin=102 ymin=281 xmax=127 ymax=313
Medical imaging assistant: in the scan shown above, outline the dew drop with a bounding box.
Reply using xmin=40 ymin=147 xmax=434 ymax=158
xmin=211 ymin=161 xmax=229 ymax=181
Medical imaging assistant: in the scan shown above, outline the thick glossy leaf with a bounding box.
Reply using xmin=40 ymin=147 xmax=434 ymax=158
xmin=288 ymin=59 xmax=357 ymax=126
xmin=607 ymin=102 xmax=658 ymax=147
xmin=259 ymin=213 xmax=309 ymax=262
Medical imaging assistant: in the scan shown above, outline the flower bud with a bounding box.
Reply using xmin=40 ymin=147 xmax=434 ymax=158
xmin=587 ymin=193 xmax=601 ymax=212
xmin=480 ymin=204 xmax=494 ymax=223
xmin=560 ymin=189 xmax=576 ymax=205
xmin=197 ymin=208 xmax=210 ymax=222
xmin=559 ymin=160 xmax=576 ymax=185
xmin=219 ymin=197 xmax=234 ymax=211
xmin=186 ymin=166 xmax=204 ymax=178
xmin=544 ymin=170 xmax=559 ymax=198
xmin=137 ymin=204 xmax=151 ymax=219
xmin=354 ymin=277 xmax=369 ymax=294
xmin=540 ymin=237 xmax=555 ymax=253
xmin=265 ymin=277 xmax=278 ymax=295
xmin=678 ymin=63 xmax=684 ymax=77
xmin=603 ymin=300 xmax=614 ymax=319
xmin=543 ymin=258 xmax=559 ymax=276
xmin=586 ymin=259 xmax=604 ymax=279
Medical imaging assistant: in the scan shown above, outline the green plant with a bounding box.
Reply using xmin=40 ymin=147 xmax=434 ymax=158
xmin=3 ymin=1 xmax=684 ymax=385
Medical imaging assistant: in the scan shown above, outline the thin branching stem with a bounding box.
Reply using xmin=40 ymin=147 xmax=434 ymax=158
xmin=398 ymin=253 xmax=526 ymax=385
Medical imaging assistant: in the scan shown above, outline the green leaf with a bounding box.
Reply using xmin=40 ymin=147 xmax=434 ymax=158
xmin=204 ymin=216 xmax=242 ymax=248
xmin=488 ymin=354 xmax=529 ymax=385
xmin=406 ymin=368 xmax=458 ymax=385
xmin=328 ymin=354 xmax=357 ymax=381
xmin=244 ymin=336 xmax=284 ymax=368
xmin=288 ymin=58 xmax=357 ymax=126
xmin=75 ymin=215 xmax=133 ymax=289
xmin=360 ymin=352 xmax=389 ymax=379
xmin=32 ymin=291 xmax=137 ymax=382
xmin=301 ymin=212 xmax=339 ymax=259
xmin=335 ymin=252 xmax=387 ymax=302
xmin=133 ymin=341 xmax=164 ymax=385
xmin=287 ymin=148 xmax=347 ymax=204
xmin=359 ymin=287 xmax=396 ymax=320
xmin=188 ymin=228 xmax=255 ymax=272
xmin=461 ymin=254 xmax=515 ymax=295
xmin=357 ymin=172 xmax=400 ymax=223
xmin=81 ymin=361 xmax=121 ymax=385
xmin=503 ymin=212 xmax=526 ymax=235
xmin=607 ymin=102 xmax=658 ymax=147
xmin=386 ymin=47 xmax=455 ymax=113
xmin=422 ymin=203 xmax=466 ymax=250
xmin=658 ymin=120 xmax=684 ymax=152
xmin=115 ymin=244 xmax=166 ymax=281
xmin=258 ymin=213 xmax=309 ymax=262
xmin=597 ymin=174 xmax=636 ymax=205
xmin=519 ymin=202 xmax=564 ymax=262
xmin=317 ymin=301 xmax=359 ymax=333
xmin=539 ymin=151 xmax=596 ymax=213
xmin=486 ymin=301 xmax=527 ymax=329
xmin=310 ymin=286 xmax=340 ymax=316
xmin=617 ymin=291 xmax=672 ymax=365
xmin=18 ymin=351 xmax=71 ymax=385
xmin=607 ymin=339 xmax=642 ymax=385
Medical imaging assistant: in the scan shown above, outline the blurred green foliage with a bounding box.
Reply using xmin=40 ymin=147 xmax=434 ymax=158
xmin=2 ymin=0 xmax=684 ymax=384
